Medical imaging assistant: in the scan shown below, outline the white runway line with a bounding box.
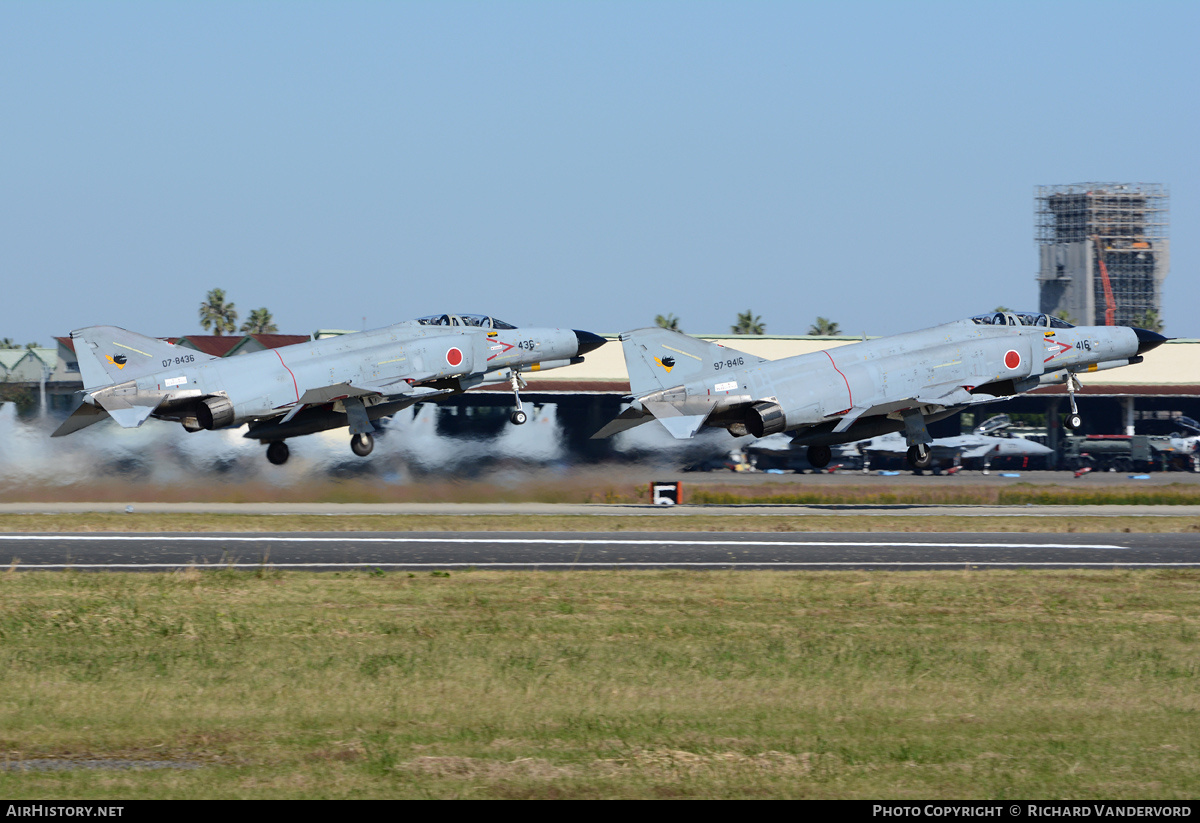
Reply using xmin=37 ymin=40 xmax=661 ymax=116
xmin=0 ymin=535 xmax=1130 ymax=549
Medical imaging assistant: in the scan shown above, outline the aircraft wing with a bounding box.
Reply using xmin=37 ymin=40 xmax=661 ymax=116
xmin=276 ymin=378 xmax=444 ymax=424
xmin=912 ymin=384 xmax=982 ymax=408
xmin=959 ymin=443 xmax=1000 ymax=459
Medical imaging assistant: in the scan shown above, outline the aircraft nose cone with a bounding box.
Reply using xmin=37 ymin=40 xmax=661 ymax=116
xmin=573 ymin=330 xmax=606 ymax=356
xmin=1132 ymin=327 xmax=1168 ymax=354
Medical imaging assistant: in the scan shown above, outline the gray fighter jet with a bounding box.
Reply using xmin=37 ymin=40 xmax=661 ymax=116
xmin=53 ymin=313 xmax=605 ymax=464
xmin=857 ymin=415 xmax=1054 ymax=472
xmin=594 ymin=310 xmax=1166 ymax=470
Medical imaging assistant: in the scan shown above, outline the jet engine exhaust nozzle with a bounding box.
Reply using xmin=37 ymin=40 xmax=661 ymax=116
xmin=196 ymin=396 xmax=235 ymax=430
xmin=746 ymin=401 xmax=787 ymax=438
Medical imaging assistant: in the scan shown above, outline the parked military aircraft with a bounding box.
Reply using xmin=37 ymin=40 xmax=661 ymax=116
xmin=857 ymin=414 xmax=1053 ymax=472
xmin=53 ymin=314 xmax=605 ymax=464
xmin=594 ymin=310 xmax=1166 ymax=469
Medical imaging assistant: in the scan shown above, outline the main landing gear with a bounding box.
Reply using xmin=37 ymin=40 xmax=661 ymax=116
xmin=906 ymin=443 xmax=932 ymax=470
xmin=901 ymin=408 xmax=933 ymax=471
xmin=509 ymin=372 xmax=528 ymax=425
xmin=807 ymin=445 xmax=832 ymax=469
xmin=351 ymin=432 xmax=374 ymax=457
xmin=264 ymin=431 xmax=375 ymax=465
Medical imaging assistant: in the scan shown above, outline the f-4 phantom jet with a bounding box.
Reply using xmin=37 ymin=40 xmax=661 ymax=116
xmin=857 ymin=414 xmax=1054 ymax=472
xmin=594 ymin=311 xmax=1166 ymax=469
xmin=54 ymin=314 xmax=605 ymax=464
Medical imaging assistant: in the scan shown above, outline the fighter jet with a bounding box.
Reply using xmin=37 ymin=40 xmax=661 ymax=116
xmin=857 ymin=415 xmax=1054 ymax=472
xmin=53 ymin=313 xmax=605 ymax=464
xmin=594 ymin=310 xmax=1166 ymax=470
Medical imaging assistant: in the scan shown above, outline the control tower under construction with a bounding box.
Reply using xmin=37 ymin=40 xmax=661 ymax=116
xmin=1036 ymin=183 xmax=1169 ymax=328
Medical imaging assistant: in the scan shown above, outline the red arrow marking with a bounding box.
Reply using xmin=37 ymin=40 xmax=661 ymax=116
xmin=1044 ymin=341 xmax=1072 ymax=363
xmin=486 ymin=340 xmax=516 ymax=362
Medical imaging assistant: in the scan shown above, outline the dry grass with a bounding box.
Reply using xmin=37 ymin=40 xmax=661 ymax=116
xmin=1 ymin=512 xmax=1199 ymax=534
xmin=1 ymin=569 xmax=1198 ymax=798
xmin=7 ymin=475 xmax=1200 ymax=507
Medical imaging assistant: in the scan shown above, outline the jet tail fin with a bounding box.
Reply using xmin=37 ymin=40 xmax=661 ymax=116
xmin=619 ymin=328 xmax=762 ymax=397
xmin=72 ymin=326 xmax=218 ymax=389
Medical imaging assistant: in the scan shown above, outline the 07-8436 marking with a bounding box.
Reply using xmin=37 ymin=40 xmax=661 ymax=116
xmin=162 ymin=355 xmax=196 ymax=367
xmin=713 ymin=357 xmax=744 ymax=370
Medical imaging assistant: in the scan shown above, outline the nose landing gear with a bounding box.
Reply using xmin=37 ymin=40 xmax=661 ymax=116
xmin=1063 ymin=374 xmax=1084 ymax=431
xmin=266 ymin=441 xmax=290 ymax=465
xmin=509 ymin=372 xmax=528 ymax=425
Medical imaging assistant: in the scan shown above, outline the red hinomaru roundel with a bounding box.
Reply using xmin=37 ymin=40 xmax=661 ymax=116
xmin=1004 ymin=350 xmax=1021 ymax=370
xmin=446 ymin=347 xmax=464 ymax=367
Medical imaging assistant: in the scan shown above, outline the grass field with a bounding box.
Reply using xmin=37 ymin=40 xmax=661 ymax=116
xmin=1 ymin=568 xmax=1198 ymax=799
xmin=6 ymin=476 xmax=1200 ymax=507
xmin=3 ymin=512 xmax=1200 ymax=535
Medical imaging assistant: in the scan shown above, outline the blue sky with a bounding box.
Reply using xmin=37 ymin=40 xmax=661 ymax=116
xmin=3 ymin=1 xmax=1197 ymax=343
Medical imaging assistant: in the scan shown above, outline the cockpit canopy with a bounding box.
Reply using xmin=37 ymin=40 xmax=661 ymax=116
xmin=415 ymin=314 xmax=517 ymax=330
xmin=970 ymin=311 xmax=1074 ymax=329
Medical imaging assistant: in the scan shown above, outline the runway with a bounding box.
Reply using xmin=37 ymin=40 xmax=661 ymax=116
xmin=4 ymin=531 xmax=1200 ymax=570
xmin=5 ymin=501 xmax=1200 ymax=518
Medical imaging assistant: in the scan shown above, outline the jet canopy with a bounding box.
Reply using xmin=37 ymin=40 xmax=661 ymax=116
xmin=415 ymin=314 xmax=518 ymax=329
xmin=970 ymin=311 xmax=1074 ymax=329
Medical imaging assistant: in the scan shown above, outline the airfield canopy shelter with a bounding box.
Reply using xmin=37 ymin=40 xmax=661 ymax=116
xmin=971 ymin=311 xmax=1074 ymax=329
xmin=415 ymin=314 xmax=517 ymax=330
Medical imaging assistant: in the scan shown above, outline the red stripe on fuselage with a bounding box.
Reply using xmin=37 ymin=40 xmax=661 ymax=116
xmin=823 ymin=350 xmax=853 ymax=409
xmin=275 ymin=350 xmax=300 ymax=403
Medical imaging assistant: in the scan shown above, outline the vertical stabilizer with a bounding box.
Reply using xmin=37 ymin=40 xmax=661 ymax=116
xmin=72 ymin=326 xmax=217 ymax=389
xmin=619 ymin=327 xmax=762 ymax=397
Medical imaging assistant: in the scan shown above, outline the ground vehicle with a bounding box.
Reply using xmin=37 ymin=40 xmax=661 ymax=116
xmin=1062 ymin=434 xmax=1179 ymax=472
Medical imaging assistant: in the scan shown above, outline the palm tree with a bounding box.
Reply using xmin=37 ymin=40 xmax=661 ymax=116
xmin=0 ymin=338 xmax=16 ymax=350
xmin=241 ymin=308 xmax=279 ymax=334
xmin=199 ymin=288 xmax=238 ymax=336
xmin=731 ymin=310 xmax=765 ymax=335
xmin=1130 ymin=309 xmax=1164 ymax=333
xmin=807 ymin=317 xmax=841 ymax=336
xmin=654 ymin=313 xmax=681 ymax=332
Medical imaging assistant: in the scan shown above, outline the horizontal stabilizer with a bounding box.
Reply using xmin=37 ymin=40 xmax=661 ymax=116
xmin=95 ymin=394 xmax=162 ymax=428
xmin=642 ymin=399 xmax=716 ymax=440
xmin=591 ymin=406 xmax=653 ymax=439
xmin=51 ymin=402 xmax=109 ymax=437
xmin=657 ymin=414 xmax=711 ymax=439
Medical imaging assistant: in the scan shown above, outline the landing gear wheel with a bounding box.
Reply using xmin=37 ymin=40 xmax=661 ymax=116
xmin=907 ymin=444 xmax=932 ymax=470
xmin=266 ymin=441 xmax=290 ymax=465
xmin=510 ymin=410 xmax=528 ymax=425
xmin=1064 ymin=413 xmax=1082 ymax=431
xmin=350 ymin=432 xmax=375 ymax=457
xmin=807 ymin=445 xmax=832 ymax=469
